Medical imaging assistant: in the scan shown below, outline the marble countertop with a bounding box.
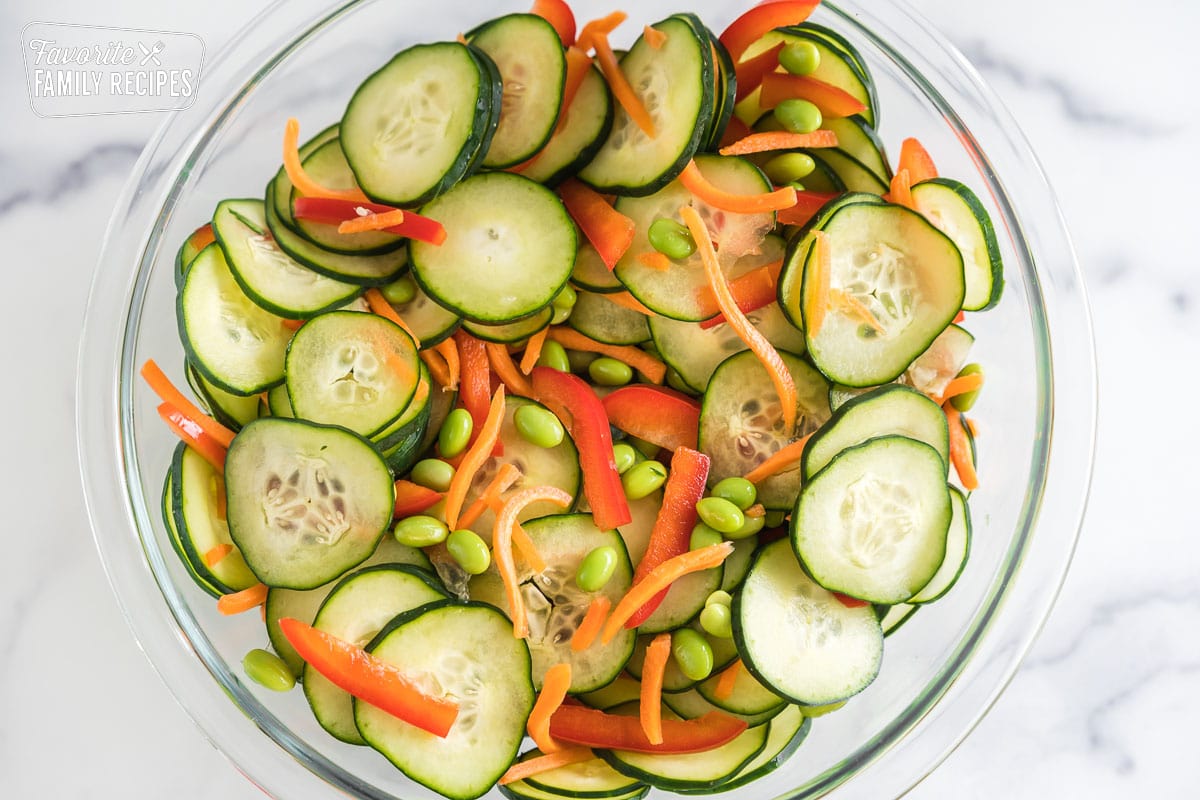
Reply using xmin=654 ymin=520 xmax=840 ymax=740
xmin=2 ymin=0 xmax=1196 ymax=796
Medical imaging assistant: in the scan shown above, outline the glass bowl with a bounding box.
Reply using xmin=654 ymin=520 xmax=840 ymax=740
xmin=77 ymin=0 xmax=1096 ymax=798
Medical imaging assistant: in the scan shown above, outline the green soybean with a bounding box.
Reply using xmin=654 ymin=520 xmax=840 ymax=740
xmin=552 ymin=306 xmax=572 ymax=325
xmin=950 ymin=363 xmax=985 ymax=412
xmin=588 ymin=357 xmax=633 ymax=386
xmin=623 ymin=460 xmax=668 ymax=500
xmin=764 ymin=510 xmax=787 ymax=528
xmin=446 ymin=529 xmax=491 ymax=575
xmin=647 ymin=218 xmax=697 ymax=261
xmin=696 ymin=497 xmax=745 ymax=534
xmin=438 ymin=408 xmax=474 ymax=458
xmin=727 ymin=512 xmax=765 ymax=540
xmin=537 ymin=339 xmax=571 ymax=373
xmin=775 ymin=98 xmax=823 ymax=134
xmin=393 ymin=515 xmax=449 ymax=548
xmin=612 ymin=442 xmax=639 ymax=475
xmin=699 ymin=603 xmax=734 ymax=639
xmin=411 ymin=458 xmax=455 ymax=492
xmin=577 ymin=546 xmax=619 ymax=591
xmin=380 ymin=274 xmax=417 ymax=305
xmin=705 ymin=590 xmax=733 ymax=609
xmin=553 ymin=284 xmax=577 ymax=312
xmin=628 ymin=436 xmax=660 ymax=459
xmin=763 ymin=152 xmax=817 ymax=185
xmin=779 ymin=41 xmax=821 ymax=76
xmin=711 ymin=477 xmax=757 ymax=511
xmin=242 ymin=648 xmax=296 ymax=691
xmin=514 ymin=404 xmax=565 ymax=448
xmin=690 ymin=523 xmax=724 ymax=552
xmin=566 ymin=349 xmax=598 ymax=373
xmin=672 ymin=628 xmax=715 ymax=681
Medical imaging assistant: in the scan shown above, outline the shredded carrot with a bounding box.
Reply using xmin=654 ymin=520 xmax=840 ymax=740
xmin=945 ymin=406 xmax=980 ymax=491
xmin=605 ymin=291 xmax=658 ymax=316
xmin=571 ymin=596 xmax=612 ymax=652
xmin=457 ymin=462 xmax=522 ymax=530
xmin=743 ymin=434 xmax=813 ymax=484
xmin=495 ymin=485 xmax=573 ymax=638
xmin=520 ymin=327 xmax=550 ymax=375
xmin=283 ymin=118 xmax=369 ymax=203
xmin=805 ymin=230 xmax=832 ymax=337
xmin=203 ymin=544 xmax=234 ymax=567
xmin=487 ymin=342 xmax=536 ymax=397
xmin=156 ymin=403 xmax=226 ymax=474
xmin=434 ymin=337 xmax=461 ymax=391
xmin=938 ymin=373 xmax=984 ymax=406
xmin=965 ymin=416 xmax=980 ymax=438
xmin=529 ymin=663 xmax=573 ymax=752
xmin=337 ymin=208 xmax=405 ymax=234
xmin=718 ymin=129 xmax=839 ymax=157
xmin=637 ymin=251 xmax=672 ymax=271
xmin=681 ymin=205 xmax=798 ymax=431
xmin=829 ymin=288 xmax=885 ymax=335
xmin=499 ymin=746 xmax=595 ymax=786
xmin=457 ymin=32 xmax=468 ymax=45
xmin=547 ymin=328 xmax=666 ymax=384
xmin=576 ymin=11 xmax=627 ymax=51
xmin=644 ymin=24 xmax=667 ymax=49
xmin=363 ymin=288 xmax=422 ymax=349
xmin=555 ymin=46 xmax=594 ymax=135
xmin=889 ymin=168 xmax=915 ymax=211
xmin=592 ymin=32 xmax=656 ymax=138
xmin=445 ymin=388 xmax=508 ymax=530
xmin=744 ymin=503 xmax=765 ymax=519
xmin=216 ymin=583 xmax=268 ymax=615
xmin=141 ymin=360 xmax=235 ymax=448
xmin=899 ymin=137 xmax=939 ymax=183
xmin=640 ymin=633 xmax=671 ymax=745
xmin=714 ymin=660 xmax=741 ymax=701
xmin=511 ymin=522 xmax=548 ymax=573
xmin=602 ymin=542 xmax=733 ymax=643
xmin=679 ymin=160 xmax=798 ymax=214
xmin=422 ymin=350 xmax=454 ymax=390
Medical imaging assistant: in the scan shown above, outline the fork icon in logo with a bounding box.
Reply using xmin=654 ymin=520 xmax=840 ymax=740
xmin=138 ymin=40 xmax=165 ymax=66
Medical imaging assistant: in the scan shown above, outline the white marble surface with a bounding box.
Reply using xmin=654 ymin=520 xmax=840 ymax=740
xmin=1 ymin=0 xmax=1196 ymax=797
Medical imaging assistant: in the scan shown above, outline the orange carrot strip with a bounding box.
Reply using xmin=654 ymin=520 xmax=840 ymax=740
xmin=141 ymin=360 xmax=235 ymax=448
xmin=547 ymin=328 xmax=666 ymax=384
xmin=216 ymin=583 xmax=268 ymax=615
xmin=435 ymin=337 xmax=461 ymax=391
xmin=681 ymin=205 xmax=798 ymax=431
xmin=714 ymin=660 xmax=741 ymax=701
xmin=945 ymin=406 xmax=980 ymax=491
xmin=555 ymin=47 xmax=594 ymax=135
xmin=637 ymin=251 xmax=672 ymax=271
xmin=421 ymin=350 xmax=453 ymax=390
xmin=529 ymin=663 xmax=574 ymax=753
xmin=457 ymin=32 xmax=468 ymax=45
xmin=718 ymin=129 xmax=838 ymax=157
xmin=281 ymin=318 xmax=305 ymax=331
xmin=445 ymin=388 xmax=508 ymax=530
xmin=805 ymin=230 xmax=831 ymax=337
xmin=602 ymin=543 xmax=733 ymax=643
xmin=743 ymin=434 xmax=813 ymax=484
xmin=644 ymin=25 xmax=668 ymax=50
xmin=679 ymin=160 xmax=798 ymax=214
xmin=829 ymin=288 xmax=885 ymax=335
xmin=520 ymin=327 xmax=551 ymax=375
xmin=511 ymin=522 xmax=548 ymax=574
xmin=592 ymin=33 xmax=656 ymax=138
xmin=759 ymin=73 xmax=868 ymax=118
xmin=283 ymin=118 xmax=369 ymax=202
xmin=899 ymin=137 xmax=939 ymax=183
xmin=576 ymin=11 xmax=627 ymax=52
xmin=640 ymin=633 xmax=671 ymax=745
xmin=456 ymin=462 xmax=522 ymax=530
xmin=499 ymin=746 xmax=595 ymax=786
xmin=203 ymin=544 xmax=234 ymax=567
xmin=336 ymin=208 xmax=405 ymax=234
xmin=156 ymin=403 xmax=226 ymax=474
xmin=363 ymin=288 xmax=422 ymax=348
xmin=571 ymin=596 xmax=612 ymax=652
xmin=606 ymin=291 xmax=659 ymax=316
xmin=938 ymin=373 xmax=985 ymax=406
xmin=495 ymin=485 xmax=573 ymax=638
xmin=889 ymin=168 xmax=915 ymax=210
xmin=487 ymin=342 xmax=536 ymax=397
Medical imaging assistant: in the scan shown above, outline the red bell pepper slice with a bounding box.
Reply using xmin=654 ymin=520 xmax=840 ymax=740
xmin=557 ymin=179 xmax=635 ymax=271
xmin=733 ymin=42 xmax=785 ymax=102
xmin=719 ymin=0 xmax=820 ymax=64
xmin=624 ymin=447 xmax=710 ymax=628
xmin=833 ymin=592 xmax=870 ymax=609
xmin=601 ymin=386 xmax=700 ymax=453
xmin=531 ymin=0 xmax=577 ymax=46
xmin=278 ymin=617 xmax=459 ymax=738
xmin=188 ymin=223 xmax=215 ymax=251
xmin=759 ymin=72 xmax=868 ymax=119
xmin=393 ymin=479 xmax=443 ymax=518
xmin=453 ymin=330 xmax=493 ymax=448
xmin=531 ymin=367 xmax=632 ymax=529
xmin=548 ymin=705 xmax=747 ymax=754
xmin=291 ymin=197 xmax=447 ymax=245
xmin=776 ymin=190 xmax=841 ymax=228
xmin=699 ymin=266 xmax=780 ymax=330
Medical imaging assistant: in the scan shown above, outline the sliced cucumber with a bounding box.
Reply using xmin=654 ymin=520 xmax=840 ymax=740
xmin=174 ymin=224 xmax=213 ymax=289
xmin=356 ymin=602 xmax=534 ymax=800
xmin=638 ymin=562 xmax=723 ymax=634
xmin=569 ymin=291 xmax=651 ymax=346
xmin=903 ymin=322 xmax=974 ymax=398
xmin=879 ymin=603 xmax=918 ymax=636
xmin=720 ymin=534 xmax=759 ymax=592
xmin=909 ymin=486 xmax=971 ymax=603
xmin=503 ymin=780 xmax=648 ymax=800
xmin=162 ymin=465 xmax=224 ymax=598
xmin=266 ymin=383 xmax=293 ymax=418
xmin=578 ymin=673 xmax=643 ymax=710
xmin=662 ymin=688 xmax=782 ymax=729
xmin=373 ymin=365 xmax=433 ymax=475
xmin=706 ymin=705 xmax=810 ymax=792
xmin=463 ymin=306 xmax=553 ymax=345
xmin=268 ymin=123 xmax=340 ymax=230
xmin=614 ymin=490 xmax=664 ymax=566
xmin=806 ymin=148 xmax=888 ymax=194
xmin=822 ymin=115 xmax=891 ymax=184
xmin=912 ymin=177 xmax=1004 ymax=311
xmin=224 ymin=418 xmax=394 ymax=589
xmin=795 ymin=21 xmax=871 ymax=77
xmin=626 ymin=622 xmax=738 ymax=692
xmin=702 ymin=32 xmax=737 ymax=152
xmin=386 ymin=282 xmax=460 ymax=348
xmin=410 ymin=172 xmax=576 ymax=324
xmin=187 ymin=362 xmax=261 ymax=430
xmin=520 ymin=66 xmax=614 ymax=187
xmin=697 ymin=661 xmax=786 ymax=718
xmin=734 ymin=539 xmax=883 ymax=706
xmin=769 ymin=27 xmax=878 ymax=127
xmin=792 ymin=151 xmax=847 ymax=194
xmin=571 ymin=243 xmax=624 ymax=294
xmin=521 ymin=748 xmax=645 ymax=799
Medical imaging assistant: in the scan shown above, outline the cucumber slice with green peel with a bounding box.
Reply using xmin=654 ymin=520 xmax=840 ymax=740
xmin=909 ymin=486 xmax=971 ymax=603
xmin=702 ymin=31 xmax=737 ymax=152
xmin=213 ymin=199 xmax=363 ymax=318
xmin=663 ymin=688 xmax=784 ymax=729
xmin=637 ymin=562 xmax=723 ymax=634
xmin=697 ymin=661 xmax=786 ymax=717
xmin=794 ymin=151 xmax=848 ymax=194
xmin=224 ymin=418 xmax=394 ymax=589
xmin=578 ymin=16 xmax=714 ymax=196
xmin=903 ymin=322 xmax=975 ymax=398
xmin=578 ymin=673 xmax=643 ymax=710
xmin=269 ymin=123 xmax=340 ymax=230
xmin=503 ymin=779 xmax=649 ymax=800
xmin=571 ymin=243 xmax=624 ymax=294
xmin=410 ymin=172 xmax=576 ymax=324
xmin=792 ymin=435 xmax=951 ymax=604
xmin=761 ymin=27 xmax=879 ymax=128
xmin=355 ymin=602 xmax=535 ymax=800
xmin=174 ymin=225 xmax=212 ymax=289
xmin=795 ymin=21 xmax=871 ymax=77
xmin=469 ymin=514 xmax=634 ymax=692
xmin=415 ymin=370 xmax=457 ymax=457
xmin=720 ymin=534 xmax=759 ymax=592
xmin=625 ymin=622 xmax=738 ymax=692
xmin=798 ymin=203 xmax=966 ymax=387
xmin=878 ymin=603 xmax=918 ymax=636
xmin=178 ymin=243 xmax=292 ymax=396
xmin=569 ymin=290 xmax=651 ymax=346
xmin=284 ymin=311 xmax=421 ymax=439
xmin=696 ymin=706 xmax=810 ymax=793
xmin=520 ymin=66 xmax=614 ymax=187
xmin=805 ymin=148 xmax=888 ymax=194
xmin=341 ymin=42 xmax=500 ymax=206
xmin=734 ymin=539 xmax=883 ymax=706
xmin=463 ymin=306 xmax=553 ymax=344
xmin=266 ymin=383 xmax=293 ymax=418
xmin=161 ymin=467 xmax=221 ymax=598
xmin=372 ymin=363 xmax=433 ymax=474
xmin=912 ymin=177 xmax=1005 ymax=311
xmin=468 ymin=14 xmax=566 ymax=169
xmin=303 ymin=565 xmax=447 ymax=744
xmin=521 ymin=748 xmax=645 ymax=799
xmin=187 ymin=362 xmax=261 ymax=430
xmin=385 ymin=282 xmax=460 ymax=348
xmin=802 ymin=384 xmax=950 ymax=478
xmin=822 ymin=115 xmax=891 ymax=184
xmin=614 ymin=490 xmax=664 ymax=565
xmin=698 ymin=350 xmax=831 ymax=511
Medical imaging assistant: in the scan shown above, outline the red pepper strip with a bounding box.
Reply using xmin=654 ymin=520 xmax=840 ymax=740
xmin=759 ymin=72 xmax=868 ymax=119
xmin=188 ymin=223 xmax=215 ymax=251
xmin=291 ymin=197 xmax=446 ymax=246
xmin=394 ymin=479 xmax=443 ymax=518
xmin=454 ymin=330 xmax=493 ymax=449
xmin=733 ymin=42 xmax=786 ymax=102
xmin=531 ymin=367 xmax=632 ymax=529
xmin=548 ymin=705 xmax=747 ymax=755
xmin=601 ymin=386 xmax=701 ymax=453
xmin=278 ymin=618 xmax=458 ymax=738
xmin=719 ymin=116 xmax=752 ymax=150
xmin=699 ymin=262 xmax=783 ymax=329
xmin=531 ymin=0 xmax=577 ymax=47
xmin=833 ymin=592 xmax=870 ymax=609
xmin=623 ymin=447 xmax=710 ymax=628
xmin=719 ymin=0 xmax=820 ymax=64
xmin=953 ymin=310 xmax=966 ymax=324
xmin=898 ymin=137 xmax=939 ymax=183
xmin=776 ymin=191 xmax=841 ymax=227
xmin=557 ymin=179 xmax=635 ymax=271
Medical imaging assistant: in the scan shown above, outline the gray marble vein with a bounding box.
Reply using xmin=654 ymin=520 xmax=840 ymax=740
xmin=0 ymin=141 xmax=143 ymax=216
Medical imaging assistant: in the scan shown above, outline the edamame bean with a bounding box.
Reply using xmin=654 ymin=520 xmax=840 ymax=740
xmin=775 ymin=98 xmax=823 ymax=134
xmin=553 ymin=284 xmax=577 ymax=313
xmin=705 ymin=590 xmax=733 ymax=608
xmin=447 ymin=529 xmax=491 ymax=575
xmin=537 ymin=339 xmax=571 ymax=373
xmin=243 ymin=648 xmax=296 ymax=691
xmin=411 ymin=458 xmax=455 ymax=492
xmin=726 ymin=512 xmax=765 ymax=540
xmin=566 ymin=349 xmax=597 ymax=373
xmin=672 ymin=628 xmax=714 ymax=681
xmin=380 ymin=275 xmax=417 ymax=305
xmin=950 ymin=363 xmax=985 ymax=412
xmin=612 ymin=442 xmax=639 ymax=475
xmin=438 ymin=408 xmax=474 ymax=458
xmin=514 ymin=404 xmax=565 ymax=448
xmin=711 ymin=477 xmax=757 ymax=511
xmin=647 ymin=218 xmax=697 ymax=261
xmin=763 ymin=152 xmax=817 ymax=185
xmin=695 ymin=497 xmax=745 ymax=534
xmin=765 ymin=510 xmax=787 ymax=528
xmin=690 ymin=523 xmax=724 ymax=552
xmin=628 ymin=436 xmax=660 ymax=459
xmin=623 ymin=460 xmax=668 ymax=500
xmin=779 ymin=40 xmax=821 ymax=76
xmin=393 ymin=515 xmax=449 ymax=548
xmin=589 ymin=357 xmax=633 ymax=386
xmin=699 ymin=603 xmax=733 ymax=639
xmin=576 ymin=545 xmax=619 ymax=591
